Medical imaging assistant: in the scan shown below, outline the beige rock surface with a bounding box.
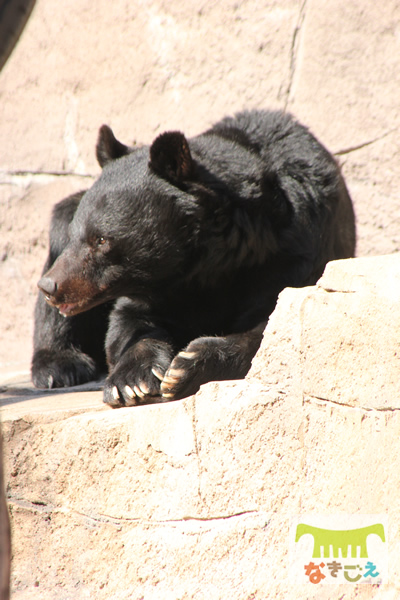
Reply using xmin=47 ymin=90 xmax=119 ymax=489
xmin=1 ymin=0 xmax=400 ymax=598
xmin=250 ymin=254 xmax=400 ymax=409
xmin=0 ymin=430 xmax=10 ymax=600
xmin=2 ymin=254 xmax=400 ymax=599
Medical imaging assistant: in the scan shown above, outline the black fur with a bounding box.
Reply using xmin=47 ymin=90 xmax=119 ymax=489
xmin=32 ymin=110 xmax=356 ymax=406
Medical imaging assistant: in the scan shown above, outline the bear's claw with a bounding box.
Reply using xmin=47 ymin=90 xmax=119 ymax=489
xmin=124 ymin=385 xmax=136 ymax=399
xmin=176 ymin=351 xmax=197 ymax=360
xmin=151 ymin=368 xmax=164 ymax=381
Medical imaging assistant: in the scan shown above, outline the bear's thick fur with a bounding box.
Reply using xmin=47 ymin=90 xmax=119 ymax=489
xmin=32 ymin=110 xmax=356 ymax=406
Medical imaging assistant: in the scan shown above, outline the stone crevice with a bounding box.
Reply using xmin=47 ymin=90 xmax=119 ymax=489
xmin=318 ymin=286 xmax=357 ymax=294
xmin=7 ymin=495 xmax=258 ymax=527
xmin=191 ymin=397 xmax=205 ymax=505
xmin=334 ymin=127 xmax=397 ymax=156
xmin=303 ymin=393 xmax=400 ymax=413
xmin=0 ymin=170 xmax=96 ymax=190
xmin=283 ymin=0 xmax=308 ymax=110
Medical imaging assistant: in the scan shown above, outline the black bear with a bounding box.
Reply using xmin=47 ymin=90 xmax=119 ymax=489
xmin=32 ymin=110 xmax=356 ymax=407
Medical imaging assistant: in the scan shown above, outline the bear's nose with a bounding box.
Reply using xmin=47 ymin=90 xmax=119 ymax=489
xmin=38 ymin=276 xmax=58 ymax=298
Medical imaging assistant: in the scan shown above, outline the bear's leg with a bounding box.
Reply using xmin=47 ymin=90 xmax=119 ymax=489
xmin=31 ymin=192 xmax=110 ymax=389
xmin=159 ymin=321 xmax=267 ymax=401
xmin=103 ymin=298 xmax=176 ymax=407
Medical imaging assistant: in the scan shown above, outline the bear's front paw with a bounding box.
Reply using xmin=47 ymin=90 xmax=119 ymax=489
xmin=160 ymin=337 xmax=221 ymax=401
xmin=31 ymin=348 xmax=99 ymax=388
xmin=103 ymin=340 xmax=174 ymax=408
xmin=103 ymin=365 xmax=168 ymax=408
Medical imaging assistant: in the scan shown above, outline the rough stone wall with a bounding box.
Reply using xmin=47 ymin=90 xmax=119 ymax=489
xmin=2 ymin=255 xmax=400 ymax=599
xmin=0 ymin=430 xmax=10 ymax=600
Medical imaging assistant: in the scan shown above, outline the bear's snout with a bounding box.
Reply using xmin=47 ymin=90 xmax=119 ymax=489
xmin=37 ymin=263 xmax=108 ymax=317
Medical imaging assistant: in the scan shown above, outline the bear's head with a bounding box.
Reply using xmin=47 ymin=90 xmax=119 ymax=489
xmin=38 ymin=126 xmax=202 ymax=317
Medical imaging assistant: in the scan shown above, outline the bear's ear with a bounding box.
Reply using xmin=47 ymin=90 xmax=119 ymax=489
xmin=96 ymin=125 xmax=130 ymax=167
xmin=149 ymin=131 xmax=193 ymax=182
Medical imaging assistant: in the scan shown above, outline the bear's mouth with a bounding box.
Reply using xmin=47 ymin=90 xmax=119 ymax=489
xmin=52 ymin=292 xmax=113 ymax=317
xmin=41 ymin=295 xmax=96 ymax=318
xmin=56 ymin=297 xmax=106 ymax=317
xmin=40 ymin=279 xmax=109 ymax=317
xmin=58 ymin=303 xmax=82 ymax=317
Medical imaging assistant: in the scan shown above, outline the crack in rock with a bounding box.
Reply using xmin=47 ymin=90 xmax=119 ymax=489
xmin=304 ymin=394 xmax=400 ymax=413
xmin=0 ymin=169 xmax=96 ymax=189
xmin=7 ymin=496 xmax=258 ymax=527
xmin=164 ymin=510 xmax=257 ymax=523
xmin=283 ymin=0 xmax=307 ymax=110
xmin=190 ymin=397 xmax=204 ymax=505
xmin=334 ymin=128 xmax=397 ymax=156
xmin=318 ymin=286 xmax=356 ymax=294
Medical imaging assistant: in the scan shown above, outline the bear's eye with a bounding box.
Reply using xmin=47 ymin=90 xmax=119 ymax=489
xmin=88 ymin=233 xmax=111 ymax=250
